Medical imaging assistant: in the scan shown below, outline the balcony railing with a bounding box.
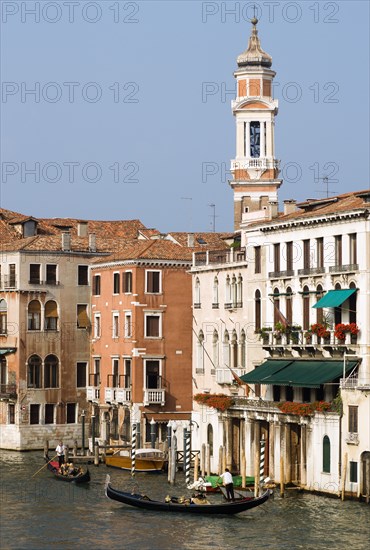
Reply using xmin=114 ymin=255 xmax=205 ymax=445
xmin=105 ymin=387 xmax=116 ymax=403
xmin=268 ymin=270 xmax=295 ymax=279
xmin=86 ymin=386 xmax=99 ymax=401
xmin=116 ymin=388 xmax=131 ymax=404
xmin=143 ymin=389 xmax=165 ymax=406
xmin=298 ymin=267 xmax=326 ymax=276
xmin=329 ymin=264 xmax=359 ymax=273
xmin=212 ymin=303 xmax=219 ymax=309
xmin=0 ymin=384 xmax=17 ymax=399
xmin=193 ymin=248 xmax=246 ymax=268
xmin=216 ymin=368 xmax=246 ymax=385
xmin=340 ymin=377 xmax=370 ymax=390
xmin=261 ymin=328 xmax=360 ymax=348
xmin=0 ymin=276 xmax=17 ymax=289
xmin=231 ymin=158 xmax=280 ymax=171
xmin=193 ymin=303 xmax=201 ymax=309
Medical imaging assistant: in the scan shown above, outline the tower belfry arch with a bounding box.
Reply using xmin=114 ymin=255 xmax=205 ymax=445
xmin=230 ymin=18 xmax=282 ymax=230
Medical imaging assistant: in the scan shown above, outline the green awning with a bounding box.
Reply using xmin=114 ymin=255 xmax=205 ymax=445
xmin=313 ymin=289 xmax=356 ymax=309
xmin=240 ymin=360 xmax=358 ymax=388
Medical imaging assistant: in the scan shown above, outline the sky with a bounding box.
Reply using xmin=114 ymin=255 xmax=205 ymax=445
xmin=1 ymin=0 xmax=369 ymax=233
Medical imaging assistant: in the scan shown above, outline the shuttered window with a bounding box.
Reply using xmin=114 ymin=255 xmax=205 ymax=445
xmin=146 ymin=271 xmax=160 ymax=293
xmin=77 ymin=305 xmax=89 ymax=328
xmin=348 ymin=406 xmax=358 ymax=433
xmin=145 ymin=315 xmax=160 ymax=337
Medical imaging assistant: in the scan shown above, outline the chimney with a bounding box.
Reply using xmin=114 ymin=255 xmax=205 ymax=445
xmin=187 ymin=234 xmax=195 ymax=247
xmin=61 ymin=232 xmax=71 ymax=251
xmin=283 ymin=199 xmax=297 ymax=215
xmin=268 ymin=201 xmax=279 ymax=219
xmin=77 ymin=221 xmax=88 ymax=237
xmin=89 ymin=233 xmax=96 ymax=252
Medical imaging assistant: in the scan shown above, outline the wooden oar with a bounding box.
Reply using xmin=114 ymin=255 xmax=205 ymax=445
xmin=32 ymin=454 xmax=58 ymax=478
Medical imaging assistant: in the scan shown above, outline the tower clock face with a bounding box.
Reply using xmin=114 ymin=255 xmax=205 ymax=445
xmin=250 ymin=121 xmax=260 ymax=158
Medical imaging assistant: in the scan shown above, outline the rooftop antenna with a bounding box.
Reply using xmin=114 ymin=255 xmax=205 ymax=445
xmin=209 ymin=203 xmax=218 ymax=232
xmin=316 ymin=176 xmax=337 ymax=198
xmin=181 ymin=197 xmax=193 ymax=232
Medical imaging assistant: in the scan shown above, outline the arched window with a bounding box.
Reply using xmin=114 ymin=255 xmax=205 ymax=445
xmin=28 ymin=300 xmax=41 ymax=330
xmin=45 ymin=300 xmax=58 ymax=331
xmin=237 ymin=275 xmax=243 ymax=307
xmin=194 ymin=277 xmax=201 ymax=307
xmin=323 ymin=435 xmax=330 ymax=473
xmin=231 ymin=275 xmax=237 ymax=307
xmin=196 ymin=330 xmax=204 ymax=372
xmin=27 ymin=355 xmax=42 ymax=388
xmin=207 ymin=424 xmax=214 ymax=457
xmin=255 ymin=289 xmax=261 ymax=331
xmin=223 ymin=330 xmax=230 ymax=368
xmin=44 ymin=354 xmax=59 ymax=388
xmin=286 ymin=287 xmax=293 ymax=325
xmin=225 ymin=276 xmax=231 ymax=305
xmin=0 ymin=299 xmax=7 ymax=335
xmin=273 ymin=287 xmax=280 ymax=326
xmin=212 ymin=330 xmax=219 ymax=369
xmin=316 ymin=285 xmax=324 ymax=324
xmin=302 ymin=286 xmax=310 ymax=330
xmin=213 ymin=277 xmax=219 ymax=308
xmin=240 ymin=330 xmax=246 ymax=368
xmin=231 ymin=330 xmax=238 ymax=369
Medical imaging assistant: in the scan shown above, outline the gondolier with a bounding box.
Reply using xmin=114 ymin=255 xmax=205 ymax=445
xmin=220 ymin=468 xmax=235 ymax=501
xmin=55 ymin=440 xmax=66 ymax=469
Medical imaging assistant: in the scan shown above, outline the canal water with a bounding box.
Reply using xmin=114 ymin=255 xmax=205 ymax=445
xmin=1 ymin=450 xmax=369 ymax=550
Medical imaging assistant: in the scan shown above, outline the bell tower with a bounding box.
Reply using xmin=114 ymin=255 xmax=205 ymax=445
xmin=230 ymin=18 xmax=281 ymax=230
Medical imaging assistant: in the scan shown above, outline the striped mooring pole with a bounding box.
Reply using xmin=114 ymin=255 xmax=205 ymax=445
xmin=131 ymin=423 xmax=136 ymax=477
xmin=184 ymin=428 xmax=191 ymax=486
xmin=260 ymin=436 xmax=265 ymax=486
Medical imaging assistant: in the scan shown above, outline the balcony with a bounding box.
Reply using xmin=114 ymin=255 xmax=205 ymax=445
xmin=105 ymin=387 xmax=116 ymax=403
xmin=268 ymin=270 xmax=295 ymax=279
xmin=329 ymin=264 xmax=359 ymax=274
xmin=193 ymin=303 xmax=201 ymax=309
xmin=193 ymin=248 xmax=246 ymax=268
xmin=340 ymin=377 xmax=370 ymax=391
xmin=345 ymin=432 xmax=359 ymax=445
xmin=261 ymin=328 xmax=360 ymax=349
xmin=116 ymin=388 xmax=131 ymax=404
xmin=143 ymin=389 xmax=165 ymax=406
xmin=86 ymin=386 xmax=99 ymax=402
xmin=0 ymin=384 xmax=17 ymax=399
xmin=231 ymin=158 xmax=280 ymax=171
xmin=212 ymin=303 xmax=219 ymax=309
xmin=216 ymin=368 xmax=245 ymax=385
xmin=0 ymin=276 xmax=17 ymax=290
xmin=298 ymin=267 xmax=325 ymax=276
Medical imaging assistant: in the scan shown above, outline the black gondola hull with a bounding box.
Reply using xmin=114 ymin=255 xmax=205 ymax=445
xmin=44 ymin=455 xmax=90 ymax=484
xmin=105 ymin=477 xmax=269 ymax=515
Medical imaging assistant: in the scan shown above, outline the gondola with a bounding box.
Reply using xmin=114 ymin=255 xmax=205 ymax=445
xmin=44 ymin=455 xmax=90 ymax=484
xmin=105 ymin=475 xmax=269 ymax=515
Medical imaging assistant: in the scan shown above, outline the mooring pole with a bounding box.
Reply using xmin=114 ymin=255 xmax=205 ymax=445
xmin=131 ymin=423 xmax=136 ymax=477
xmin=184 ymin=428 xmax=191 ymax=487
xmin=81 ymin=410 xmax=85 ymax=456
xmin=260 ymin=435 xmax=266 ymax=487
xmin=91 ymin=415 xmax=96 ymax=453
xmin=150 ymin=418 xmax=156 ymax=449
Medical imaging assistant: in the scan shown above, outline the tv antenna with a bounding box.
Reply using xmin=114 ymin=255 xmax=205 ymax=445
xmin=209 ymin=203 xmax=218 ymax=232
xmin=316 ymin=176 xmax=337 ymax=198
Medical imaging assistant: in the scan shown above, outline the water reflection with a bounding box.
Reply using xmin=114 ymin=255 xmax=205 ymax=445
xmin=0 ymin=451 xmax=369 ymax=549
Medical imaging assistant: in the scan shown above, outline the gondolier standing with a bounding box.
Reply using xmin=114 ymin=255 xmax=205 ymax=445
xmin=55 ymin=440 xmax=66 ymax=469
xmin=220 ymin=468 xmax=235 ymax=501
